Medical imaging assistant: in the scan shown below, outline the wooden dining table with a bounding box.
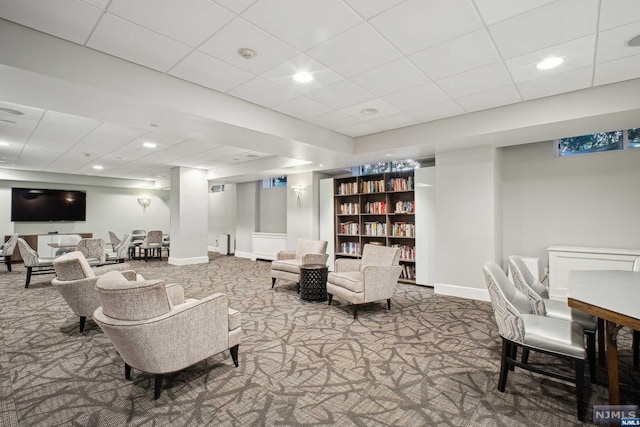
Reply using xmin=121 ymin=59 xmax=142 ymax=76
xmin=567 ymin=270 xmax=640 ymax=405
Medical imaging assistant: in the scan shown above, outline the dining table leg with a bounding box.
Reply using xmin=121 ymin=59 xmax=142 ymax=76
xmin=598 ymin=317 xmax=605 ymax=365
xmin=605 ymin=320 xmax=621 ymax=405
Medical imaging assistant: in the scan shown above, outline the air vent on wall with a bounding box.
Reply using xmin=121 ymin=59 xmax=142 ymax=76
xmin=210 ymin=184 xmax=225 ymax=193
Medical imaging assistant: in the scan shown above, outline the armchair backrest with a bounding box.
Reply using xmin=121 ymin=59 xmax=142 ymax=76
xmin=115 ymin=234 xmax=132 ymax=258
xmin=96 ymin=271 xmax=171 ymax=321
xmin=142 ymin=230 xmax=163 ymax=247
xmin=77 ymin=238 xmax=106 ymax=264
xmin=108 ymin=231 xmax=121 ymax=247
xmin=482 ymin=262 xmax=532 ymax=343
xmin=17 ymin=238 xmax=39 ymax=266
xmin=295 ymin=239 xmax=328 ymax=259
xmin=53 ymin=251 xmax=96 ymax=280
xmin=1 ymin=233 xmax=19 ymax=256
xmin=361 ymin=244 xmax=400 ymax=268
xmin=131 ymin=229 xmax=146 ymax=244
xmin=507 ymin=255 xmax=548 ymax=298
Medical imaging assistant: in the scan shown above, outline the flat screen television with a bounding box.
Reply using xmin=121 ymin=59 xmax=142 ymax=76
xmin=11 ymin=188 xmax=87 ymax=222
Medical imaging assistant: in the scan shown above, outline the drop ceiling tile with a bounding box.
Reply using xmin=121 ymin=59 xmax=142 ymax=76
xmin=341 ymin=99 xmax=401 ymax=121
xmin=273 ymin=97 xmax=332 ymax=120
xmin=310 ymin=111 xmax=361 ymax=129
xmin=242 ymin=0 xmax=362 ymax=51
xmin=410 ymin=30 xmax=500 ymax=80
xmin=435 ymin=62 xmax=512 ymax=99
xmin=87 ymin=13 xmax=192 ymax=73
xmin=454 ymin=85 xmax=521 ymax=112
xmin=306 ymin=23 xmax=402 ymax=78
xmin=382 ymin=83 xmax=450 ymax=111
xmin=365 ymin=113 xmax=418 ymax=131
xmin=306 ymin=80 xmax=376 ymax=110
xmin=74 ymin=133 xmax=137 ymax=154
xmin=0 ymin=0 xmax=103 ymax=44
xmin=227 ymin=77 xmax=300 ymax=107
xmin=40 ymin=110 xmax=101 ymax=129
xmin=473 ymin=0 xmax=555 ymax=26
xmin=169 ymin=51 xmax=255 ymax=93
xmin=343 ymin=0 xmax=406 ymax=19
xmin=488 ymin=0 xmax=598 ymax=59
xmin=351 ymin=58 xmax=429 ymax=97
xmin=598 ymin=0 xmax=640 ymax=31
xmin=199 ymin=18 xmax=299 ymax=75
xmin=594 ymin=53 xmax=640 ymax=86
xmin=596 ymin=21 xmax=640 ymax=64
xmin=517 ymin=66 xmax=593 ymax=100
xmin=334 ymin=122 xmax=380 ymax=137
xmin=260 ymin=54 xmax=344 ymax=95
xmin=370 ymin=0 xmax=482 ymax=54
xmin=81 ymin=0 xmax=110 ymax=9
xmin=0 ymin=101 xmax=44 ymax=122
xmin=107 ymin=0 xmax=233 ymax=48
xmin=96 ymin=123 xmax=149 ymax=138
xmin=213 ymin=0 xmax=258 ymax=14
xmin=406 ymin=100 xmax=464 ymax=122
xmin=506 ymin=35 xmax=595 ymax=83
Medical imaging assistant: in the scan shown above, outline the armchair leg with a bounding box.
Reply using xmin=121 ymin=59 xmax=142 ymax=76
xmin=296 ymin=283 xmax=300 ymax=294
xmin=125 ymin=363 xmax=132 ymax=380
xmin=79 ymin=316 xmax=86 ymax=333
xmin=575 ymin=358 xmax=585 ymax=422
xmin=509 ymin=344 xmax=518 ymax=371
xmin=4 ymin=256 xmax=11 ymax=272
xmin=327 ymin=294 xmax=333 ymax=305
xmin=521 ymin=348 xmax=530 ymax=365
xmin=587 ymin=331 xmax=596 ymax=383
xmin=352 ymin=305 xmax=358 ymax=320
xmin=271 ymin=278 xmax=276 ymax=289
xmin=633 ymin=330 xmax=639 ymax=368
xmin=230 ymin=344 xmax=239 ymax=367
xmin=25 ymin=267 xmax=32 ymax=288
xmin=154 ymin=374 xmax=163 ymax=400
xmin=387 ymin=299 xmax=391 ymax=310
xmin=498 ymin=339 xmax=510 ymax=392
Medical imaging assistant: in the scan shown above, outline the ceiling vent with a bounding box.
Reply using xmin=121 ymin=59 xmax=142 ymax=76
xmin=238 ymin=48 xmax=256 ymax=60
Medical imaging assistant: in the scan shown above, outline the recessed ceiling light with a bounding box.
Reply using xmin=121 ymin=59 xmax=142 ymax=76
xmin=0 ymin=119 xmax=17 ymax=124
xmin=627 ymin=34 xmax=640 ymax=47
xmin=143 ymin=142 xmax=157 ymax=148
xmin=319 ymin=163 xmax=324 ymax=167
xmin=293 ymin=71 xmax=313 ymax=84
xmin=0 ymin=107 xmax=24 ymax=115
xmin=0 ymin=141 xmax=9 ymax=146
xmin=93 ymin=165 xmax=104 ymax=170
xmin=361 ymin=108 xmax=379 ymax=115
xmin=536 ymin=56 xmax=564 ymax=70
xmin=149 ymin=123 xmax=159 ymax=127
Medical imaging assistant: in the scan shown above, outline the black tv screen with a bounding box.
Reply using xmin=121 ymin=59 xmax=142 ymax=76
xmin=11 ymin=188 xmax=87 ymax=222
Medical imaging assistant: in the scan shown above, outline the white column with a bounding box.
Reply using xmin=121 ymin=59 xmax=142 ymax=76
xmin=168 ymin=167 xmax=209 ymax=265
xmin=286 ymin=172 xmax=326 ymax=250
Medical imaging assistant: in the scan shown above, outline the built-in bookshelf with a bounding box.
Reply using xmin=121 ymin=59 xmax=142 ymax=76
xmin=334 ymin=170 xmax=416 ymax=284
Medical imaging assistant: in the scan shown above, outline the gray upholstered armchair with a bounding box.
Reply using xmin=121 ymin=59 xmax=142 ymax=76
xmin=17 ymin=237 xmax=55 ymax=288
xmin=106 ymin=234 xmax=132 ymax=263
xmin=94 ymin=271 xmax=241 ymax=399
xmin=1 ymin=233 xmax=19 ymax=271
xmin=76 ymin=237 xmax=106 ymax=265
xmin=140 ymin=230 xmax=163 ymax=261
xmin=271 ymin=238 xmax=328 ymax=291
xmin=326 ymin=244 xmax=402 ymax=319
xmin=52 ymin=251 xmax=142 ymax=332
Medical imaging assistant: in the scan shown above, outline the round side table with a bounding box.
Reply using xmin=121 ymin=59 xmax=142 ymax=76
xmin=299 ymin=264 xmax=328 ymax=301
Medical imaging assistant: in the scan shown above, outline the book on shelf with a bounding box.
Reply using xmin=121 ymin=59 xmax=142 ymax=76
xmin=394 ymin=200 xmax=414 ymax=213
xmin=339 ymin=221 xmax=359 ymax=235
xmin=400 ymin=264 xmax=416 ymax=280
xmin=363 ymin=201 xmax=386 ymax=214
xmin=339 ymin=202 xmax=360 ymax=214
xmin=338 ymin=181 xmax=358 ymax=195
xmin=363 ymin=221 xmax=386 ymax=236
xmin=391 ymin=222 xmax=415 ymax=237
xmin=392 ymin=244 xmax=415 ymax=260
xmin=360 ymin=179 xmax=385 ymax=193
xmin=340 ymin=241 xmax=361 ymax=255
xmin=388 ymin=176 xmax=414 ymax=192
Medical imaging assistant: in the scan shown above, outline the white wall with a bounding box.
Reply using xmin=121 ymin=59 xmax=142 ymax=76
xmin=0 ymin=180 xmax=169 ymax=243
xmin=502 ymin=141 xmax=640 ymax=267
xmin=415 ymin=166 xmax=436 ymax=286
xmin=208 ymin=183 xmax=237 ymax=249
xmin=235 ymin=181 xmax=259 ymax=256
xmin=259 ymin=185 xmax=286 ymax=233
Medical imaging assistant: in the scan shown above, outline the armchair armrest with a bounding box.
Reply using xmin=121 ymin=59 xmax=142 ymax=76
xmin=277 ymin=251 xmax=296 ymax=260
xmin=301 ymin=253 xmax=328 ymax=265
xmin=165 ymin=283 xmax=185 ymax=306
xmin=120 ymin=270 xmax=138 ymax=281
xmin=362 ymin=265 xmax=403 ymax=301
xmin=93 ymin=262 xmax=134 ymax=276
xmin=335 ymin=258 xmax=361 ymax=272
xmin=52 ymin=276 xmax=101 ymax=316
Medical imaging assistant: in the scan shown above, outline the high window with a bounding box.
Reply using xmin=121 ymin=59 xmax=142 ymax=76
xmin=263 ymin=176 xmax=287 ymax=188
xmin=357 ymin=159 xmax=421 ymax=176
xmin=556 ymin=128 xmax=639 ymax=156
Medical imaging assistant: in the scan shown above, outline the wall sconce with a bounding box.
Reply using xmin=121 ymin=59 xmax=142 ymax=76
xmin=138 ymin=196 xmax=151 ymax=213
xmin=291 ymin=185 xmax=306 ymax=208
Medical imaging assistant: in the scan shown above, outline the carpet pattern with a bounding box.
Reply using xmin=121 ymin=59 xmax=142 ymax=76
xmin=0 ymin=254 xmax=638 ymax=426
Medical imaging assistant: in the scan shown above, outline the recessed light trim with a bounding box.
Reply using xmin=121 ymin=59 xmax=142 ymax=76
xmin=0 ymin=141 xmax=9 ymax=146
xmin=627 ymin=34 xmax=640 ymax=47
xmin=536 ymin=56 xmax=564 ymax=70
xmin=361 ymin=108 xmax=379 ymax=115
xmin=293 ymin=71 xmax=313 ymax=84
xmin=143 ymin=142 xmax=157 ymax=149
xmin=0 ymin=107 xmax=24 ymax=116
xmin=93 ymin=165 xmax=104 ymax=170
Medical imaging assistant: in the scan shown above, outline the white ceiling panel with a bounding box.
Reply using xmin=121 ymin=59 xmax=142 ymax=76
xmin=213 ymin=0 xmax=258 ymax=14
xmin=344 ymin=0 xmax=406 ymax=19
xmin=473 ymin=0 xmax=555 ymax=26
xmin=370 ymin=0 xmax=482 ymax=54
xmin=506 ymin=35 xmax=595 ymax=83
xmin=81 ymin=0 xmax=109 ymax=10
xmin=488 ymin=0 xmax=598 ymax=59
xmin=198 ymin=18 xmax=299 ymax=75
xmin=410 ymin=30 xmax=500 ymax=81
xmin=242 ymin=0 xmax=362 ymax=51
xmin=334 ymin=122 xmax=380 ymax=137
xmin=341 ymin=99 xmax=401 ymax=121
xmin=39 ymin=110 xmax=101 ymax=130
xmin=594 ymin=54 xmax=640 ymax=86
xmin=306 ymin=23 xmax=401 ymax=78
xmin=95 ymin=123 xmax=149 ymax=139
xmin=169 ymin=51 xmax=255 ymax=93
xmin=0 ymin=117 xmax=39 ymax=133
xmin=260 ymin=54 xmax=344 ymax=95
xmin=382 ymin=83 xmax=451 ymax=111
xmin=107 ymin=0 xmax=233 ymax=48
xmin=595 ymin=21 xmax=640 ymax=64
xmin=351 ymin=58 xmax=429 ymax=97
xmin=435 ymin=63 xmax=513 ymax=99
xmin=454 ymin=85 xmax=521 ymax=112
xmin=274 ymin=97 xmax=333 ymax=120
xmin=309 ymin=111 xmax=361 ymax=129
xmin=598 ymin=0 xmax=640 ymax=31
xmin=87 ymin=13 xmax=192 ymax=72
xmin=227 ymin=77 xmax=300 ymax=108
xmin=407 ymin=100 xmax=465 ymax=122
xmin=72 ymin=133 xmax=136 ymax=155
xmin=306 ymin=80 xmax=376 ymax=110
xmin=0 ymin=101 xmax=45 ymax=122
xmin=0 ymin=124 xmax=33 ymax=145
xmin=364 ymin=113 xmax=418 ymax=131
xmin=517 ymin=66 xmax=593 ymax=100
xmin=0 ymin=0 xmax=102 ymax=44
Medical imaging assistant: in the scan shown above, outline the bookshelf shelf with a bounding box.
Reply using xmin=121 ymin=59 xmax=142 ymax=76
xmin=333 ymin=170 xmax=417 ymax=285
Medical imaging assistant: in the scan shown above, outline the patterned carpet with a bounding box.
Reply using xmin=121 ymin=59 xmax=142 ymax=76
xmin=0 ymin=254 xmax=638 ymax=426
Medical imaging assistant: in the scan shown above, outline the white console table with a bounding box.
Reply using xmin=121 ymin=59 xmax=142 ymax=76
xmin=548 ymin=245 xmax=640 ymax=300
